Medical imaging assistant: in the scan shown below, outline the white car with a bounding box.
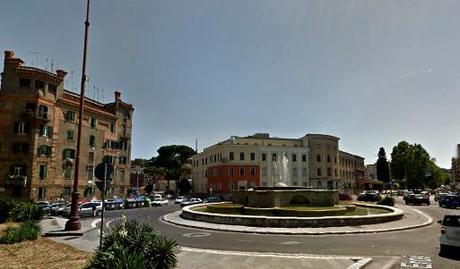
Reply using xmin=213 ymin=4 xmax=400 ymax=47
xmin=439 ymin=213 xmax=460 ymax=253
xmin=66 ymin=201 xmax=103 ymax=217
xmin=152 ymin=198 xmax=169 ymax=206
xmin=180 ymin=197 xmax=202 ymax=207
xmin=175 ymin=196 xmax=185 ymax=204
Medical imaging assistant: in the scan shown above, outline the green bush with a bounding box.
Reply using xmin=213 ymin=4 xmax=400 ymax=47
xmin=377 ymin=196 xmax=395 ymax=206
xmin=0 ymin=221 xmax=41 ymax=244
xmin=87 ymin=218 xmax=178 ymax=269
xmin=10 ymin=201 xmax=43 ymax=222
xmin=0 ymin=198 xmax=17 ymax=223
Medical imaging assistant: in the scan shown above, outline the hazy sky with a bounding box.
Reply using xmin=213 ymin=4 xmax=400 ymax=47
xmin=2 ymin=0 xmax=460 ymax=168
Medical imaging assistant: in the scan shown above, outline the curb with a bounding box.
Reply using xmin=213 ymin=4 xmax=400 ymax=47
xmin=161 ymin=206 xmax=433 ymax=235
xmin=41 ymin=216 xmax=99 ymax=237
xmin=347 ymin=257 xmax=373 ymax=269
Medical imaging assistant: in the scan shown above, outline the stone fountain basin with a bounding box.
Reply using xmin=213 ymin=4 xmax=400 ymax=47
xmin=180 ymin=202 xmax=404 ymax=228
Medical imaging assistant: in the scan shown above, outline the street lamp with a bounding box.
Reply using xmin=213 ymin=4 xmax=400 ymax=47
xmin=65 ymin=0 xmax=91 ymax=231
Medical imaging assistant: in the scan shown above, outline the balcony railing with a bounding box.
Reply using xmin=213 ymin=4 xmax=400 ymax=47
xmin=4 ymin=175 xmax=27 ymax=188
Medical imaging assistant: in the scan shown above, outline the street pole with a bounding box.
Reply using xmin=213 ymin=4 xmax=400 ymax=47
xmin=99 ymin=162 xmax=107 ymax=247
xmin=65 ymin=0 xmax=90 ymax=231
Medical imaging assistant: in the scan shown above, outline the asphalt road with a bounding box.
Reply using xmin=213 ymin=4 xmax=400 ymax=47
xmin=98 ymin=197 xmax=459 ymax=268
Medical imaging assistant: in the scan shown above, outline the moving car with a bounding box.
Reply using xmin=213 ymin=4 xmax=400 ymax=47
xmin=357 ymin=192 xmax=381 ymax=202
xmin=175 ymin=196 xmax=185 ymax=204
xmin=439 ymin=194 xmax=460 ymax=209
xmin=439 ymin=214 xmax=460 ymax=253
xmin=180 ymin=197 xmax=202 ymax=207
xmin=405 ymin=194 xmax=430 ymax=205
xmin=152 ymin=197 xmax=169 ymax=206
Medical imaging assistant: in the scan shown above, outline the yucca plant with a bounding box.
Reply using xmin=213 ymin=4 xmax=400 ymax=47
xmin=87 ymin=217 xmax=178 ymax=269
xmin=0 ymin=220 xmax=40 ymax=244
xmin=10 ymin=201 xmax=43 ymax=222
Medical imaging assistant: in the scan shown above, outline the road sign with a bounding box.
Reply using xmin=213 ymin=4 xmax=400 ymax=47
xmin=94 ymin=162 xmax=114 ymax=192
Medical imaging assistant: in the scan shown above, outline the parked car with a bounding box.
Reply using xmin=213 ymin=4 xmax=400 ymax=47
xmin=152 ymin=197 xmax=169 ymax=206
xmin=435 ymin=192 xmax=448 ymax=202
xmin=439 ymin=195 xmax=460 ymax=209
xmin=79 ymin=201 xmax=103 ymax=217
xmin=180 ymin=197 xmax=202 ymax=207
xmin=175 ymin=196 xmax=185 ymax=204
xmin=439 ymin=213 xmax=460 ymax=254
xmin=53 ymin=203 xmax=71 ymax=216
xmin=48 ymin=202 xmax=66 ymax=215
xmin=357 ymin=192 xmax=381 ymax=202
xmin=203 ymin=196 xmax=222 ymax=203
xmin=405 ymin=194 xmax=430 ymax=205
xmin=104 ymin=198 xmax=124 ymax=210
xmin=36 ymin=201 xmax=50 ymax=214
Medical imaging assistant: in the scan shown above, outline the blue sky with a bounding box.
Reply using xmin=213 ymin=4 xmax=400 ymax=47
xmin=2 ymin=0 xmax=460 ymax=168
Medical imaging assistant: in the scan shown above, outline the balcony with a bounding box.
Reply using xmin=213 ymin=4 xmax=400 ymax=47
xmin=4 ymin=175 xmax=27 ymax=188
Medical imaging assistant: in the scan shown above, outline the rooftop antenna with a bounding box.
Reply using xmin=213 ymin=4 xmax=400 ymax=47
xmin=51 ymin=58 xmax=54 ymax=72
xmin=195 ymin=139 xmax=198 ymax=153
xmin=29 ymin=51 xmax=38 ymax=66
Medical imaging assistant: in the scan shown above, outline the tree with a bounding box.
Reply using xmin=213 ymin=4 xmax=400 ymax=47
xmin=376 ymin=147 xmax=391 ymax=184
xmin=177 ymin=178 xmax=192 ymax=195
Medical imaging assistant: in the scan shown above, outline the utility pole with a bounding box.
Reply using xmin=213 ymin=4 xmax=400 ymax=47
xmin=65 ymin=0 xmax=91 ymax=231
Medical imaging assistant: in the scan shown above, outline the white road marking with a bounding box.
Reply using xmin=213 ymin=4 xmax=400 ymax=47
xmin=347 ymin=257 xmax=373 ymax=269
xmin=180 ymin=246 xmax=365 ymax=260
xmin=91 ymin=219 xmax=101 ymax=228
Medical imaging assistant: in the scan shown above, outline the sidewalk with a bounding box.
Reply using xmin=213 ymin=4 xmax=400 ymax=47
xmin=163 ymin=204 xmax=432 ymax=235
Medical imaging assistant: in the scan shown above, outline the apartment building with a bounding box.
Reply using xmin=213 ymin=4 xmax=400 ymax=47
xmin=191 ymin=133 xmax=364 ymax=193
xmin=0 ymin=51 xmax=134 ymax=201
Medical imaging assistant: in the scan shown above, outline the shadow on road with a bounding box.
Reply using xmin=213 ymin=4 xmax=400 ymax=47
xmin=438 ymin=249 xmax=460 ymax=261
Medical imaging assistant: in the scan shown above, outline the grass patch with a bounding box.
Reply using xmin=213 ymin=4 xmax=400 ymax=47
xmin=0 ymin=221 xmax=40 ymax=244
xmin=0 ymin=237 xmax=91 ymax=268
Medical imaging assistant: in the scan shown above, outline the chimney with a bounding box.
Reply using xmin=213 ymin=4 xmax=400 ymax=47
xmin=56 ymin=69 xmax=67 ymax=80
xmin=457 ymin=144 xmax=460 ymax=158
xmin=115 ymin=90 xmax=121 ymax=102
xmin=3 ymin=50 xmax=24 ymax=69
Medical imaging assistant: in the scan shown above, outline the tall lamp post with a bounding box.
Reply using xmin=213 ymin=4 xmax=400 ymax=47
xmin=65 ymin=0 xmax=91 ymax=231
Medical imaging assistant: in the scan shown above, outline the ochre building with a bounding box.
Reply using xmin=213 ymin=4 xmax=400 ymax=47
xmin=0 ymin=51 xmax=134 ymax=201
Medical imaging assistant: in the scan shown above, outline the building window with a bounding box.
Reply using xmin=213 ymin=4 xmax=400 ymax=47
xmin=228 ymin=167 xmax=233 ymax=176
xmin=302 ymin=154 xmax=307 ymax=162
xmin=292 ymin=154 xmax=297 ymax=162
xmin=38 ymin=105 xmax=48 ymax=119
xmin=272 ymin=153 xmax=277 ymax=161
xmin=39 ymin=125 xmax=52 ymax=138
xmin=120 ymin=169 xmax=125 ymax=181
xmin=103 ymin=155 xmax=114 ymax=164
xmin=64 ymin=167 xmax=73 ymax=179
xmin=62 ymin=148 xmax=76 ymax=160
xmin=47 ymin=84 xmax=57 ymax=94
xmin=250 ymin=152 xmax=255 ymax=161
xmin=292 ymin=167 xmax=297 ymax=177
xmin=90 ymin=117 xmax=97 ymax=128
xmin=335 ymin=169 xmax=338 ymax=177
xmin=240 ymin=167 xmax=245 ymax=176
xmin=37 ymin=145 xmax=51 ymax=156
xmin=13 ymin=122 xmax=26 ymax=134
xmin=19 ymin=78 xmax=31 ymax=88
xmin=250 ymin=167 xmax=256 ymax=176
xmin=110 ymin=123 xmax=115 ymax=133
xmin=63 ymin=187 xmax=71 ymax=197
xmin=262 ymin=153 xmax=267 ymax=161
xmin=67 ymin=130 xmax=74 ymax=141
xmin=327 ymin=168 xmax=332 ymax=176
xmin=65 ymin=110 xmax=76 ymax=122
xmin=12 ymin=143 xmax=29 ymax=154
xmin=35 ymin=80 xmax=45 ymax=90
xmin=229 ymin=152 xmax=234 ymax=160
xmin=89 ymin=135 xmax=96 ymax=147
xmin=38 ymin=187 xmax=46 ymax=199
xmin=302 ymin=168 xmax=307 ymax=177
xmin=334 ymin=156 xmax=337 ymax=163
xmin=327 ymin=155 xmax=331 ymax=163
xmin=87 ymin=166 xmax=93 ymax=181
xmin=39 ymin=164 xmax=47 ymax=180
xmin=317 ymin=168 xmax=322 ymax=177
xmin=262 ymin=167 xmax=267 ymax=176
xmin=240 ymin=152 xmax=245 ymax=161
xmin=316 ymin=154 xmax=321 ymax=162
xmin=119 ymin=156 xmax=127 ymax=165
xmin=10 ymin=165 xmax=26 ymax=176
xmin=205 ymin=170 xmax=207 ymax=177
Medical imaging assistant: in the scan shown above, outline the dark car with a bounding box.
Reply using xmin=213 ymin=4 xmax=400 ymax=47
xmin=203 ymin=196 xmax=222 ymax=203
xmin=357 ymin=192 xmax=381 ymax=202
xmin=405 ymin=194 xmax=430 ymax=205
xmin=439 ymin=195 xmax=460 ymax=209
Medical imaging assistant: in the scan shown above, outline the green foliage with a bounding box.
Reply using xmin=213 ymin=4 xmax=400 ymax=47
xmin=10 ymin=201 xmax=44 ymax=222
xmin=177 ymin=178 xmax=192 ymax=195
xmin=390 ymin=141 xmax=448 ymax=189
xmin=0 ymin=198 xmax=17 ymax=223
xmin=376 ymin=147 xmax=390 ymax=183
xmin=0 ymin=221 xmax=41 ymax=244
xmin=377 ymin=196 xmax=395 ymax=206
xmin=87 ymin=218 xmax=178 ymax=269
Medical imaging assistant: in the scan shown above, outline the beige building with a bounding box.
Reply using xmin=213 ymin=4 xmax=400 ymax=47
xmin=0 ymin=51 xmax=134 ymax=201
xmin=191 ymin=133 xmax=364 ymax=193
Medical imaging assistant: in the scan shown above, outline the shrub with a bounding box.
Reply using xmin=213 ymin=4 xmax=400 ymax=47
xmin=377 ymin=196 xmax=395 ymax=206
xmin=339 ymin=193 xmax=352 ymax=201
xmin=10 ymin=201 xmax=43 ymax=222
xmin=0 ymin=221 xmax=41 ymax=244
xmin=87 ymin=218 xmax=178 ymax=269
xmin=0 ymin=198 xmax=17 ymax=223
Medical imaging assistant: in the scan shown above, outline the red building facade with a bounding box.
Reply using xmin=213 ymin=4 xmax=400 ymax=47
xmin=207 ymin=164 xmax=260 ymax=193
